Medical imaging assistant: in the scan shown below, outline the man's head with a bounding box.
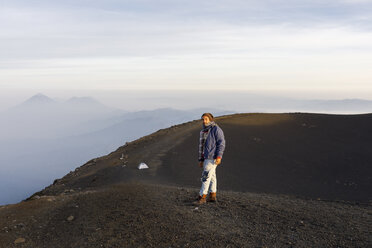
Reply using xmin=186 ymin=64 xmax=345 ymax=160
xmin=201 ymin=113 xmax=214 ymax=125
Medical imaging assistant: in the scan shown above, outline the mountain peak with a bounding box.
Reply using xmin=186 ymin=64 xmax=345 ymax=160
xmin=22 ymin=93 xmax=55 ymax=105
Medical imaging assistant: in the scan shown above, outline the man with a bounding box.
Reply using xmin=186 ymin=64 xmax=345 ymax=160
xmin=195 ymin=113 xmax=226 ymax=205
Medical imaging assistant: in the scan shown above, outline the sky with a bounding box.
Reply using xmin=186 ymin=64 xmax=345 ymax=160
xmin=1 ymin=0 xmax=372 ymax=99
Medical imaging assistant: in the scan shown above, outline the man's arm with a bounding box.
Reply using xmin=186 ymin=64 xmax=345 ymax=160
xmin=215 ymin=127 xmax=225 ymax=164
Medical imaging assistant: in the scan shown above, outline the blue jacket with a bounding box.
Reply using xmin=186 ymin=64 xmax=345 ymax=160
xmin=201 ymin=124 xmax=226 ymax=161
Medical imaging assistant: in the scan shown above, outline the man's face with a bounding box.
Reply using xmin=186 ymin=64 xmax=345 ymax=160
xmin=202 ymin=116 xmax=211 ymax=125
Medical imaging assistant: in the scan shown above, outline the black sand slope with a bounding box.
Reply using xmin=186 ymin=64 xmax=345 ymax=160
xmin=40 ymin=113 xmax=372 ymax=203
xmin=1 ymin=113 xmax=372 ymax=247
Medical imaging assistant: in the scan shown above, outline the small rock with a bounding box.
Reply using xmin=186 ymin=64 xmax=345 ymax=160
xmin=16 ymin=223 xmax=25 ymax=228
xmin=67 ymin=216 xmax=74 ymax=221
xmin=14 ymin=238 xmax=26 ymax=244
xmin=64 ymin=189 xmax=75 ymax=194
xmin=32 ymin=195 xmax=40 ymax=200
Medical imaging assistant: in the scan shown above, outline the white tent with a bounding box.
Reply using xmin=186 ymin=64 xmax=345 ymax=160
xmin=137 ymin=162 xmax=149 ymax=170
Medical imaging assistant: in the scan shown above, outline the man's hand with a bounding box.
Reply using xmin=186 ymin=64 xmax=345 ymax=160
xmin=215 ymin=157 xmax=221 ymax=165
xmin=199 ymin=161 xmax=203 ymax=168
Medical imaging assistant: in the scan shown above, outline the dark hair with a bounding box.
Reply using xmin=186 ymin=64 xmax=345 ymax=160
xmin=201 ymin=113 xmax=214 ymax=121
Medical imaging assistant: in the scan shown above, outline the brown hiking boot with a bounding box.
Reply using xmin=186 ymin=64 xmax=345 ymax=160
xmin=207 ymin=192 xmax=217 ymax=202
xmin=194 ymin=194 xmax=207 ymax=205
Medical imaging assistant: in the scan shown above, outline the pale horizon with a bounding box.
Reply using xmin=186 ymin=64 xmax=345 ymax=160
xmin=1 ymin=89 xmax=372 ymax=114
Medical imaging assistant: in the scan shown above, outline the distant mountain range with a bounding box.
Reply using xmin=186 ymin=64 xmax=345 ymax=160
xmin=239 ymin=97 xmax=372 ymax=113
xmin=283 ymin=98 xmax=372 ymax=113
xmin=16 ymin=93 xmax=114 ymax=111
xmin=150 ymin=91 xmax=372 ymax=114
xmin=2 ymin=94 xmax=124 ymax=139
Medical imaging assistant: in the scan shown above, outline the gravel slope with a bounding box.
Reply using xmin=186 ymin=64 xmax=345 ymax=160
xmin=1 ymin=183 xmax=371 ymax=247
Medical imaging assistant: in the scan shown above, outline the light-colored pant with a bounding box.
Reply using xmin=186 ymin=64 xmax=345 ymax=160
xmin=199 ymin=159 xmax=217 ymax=196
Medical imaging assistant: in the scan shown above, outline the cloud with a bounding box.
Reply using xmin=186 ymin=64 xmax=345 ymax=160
xmin=0 ymin=0 xmax=372 ymax=93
